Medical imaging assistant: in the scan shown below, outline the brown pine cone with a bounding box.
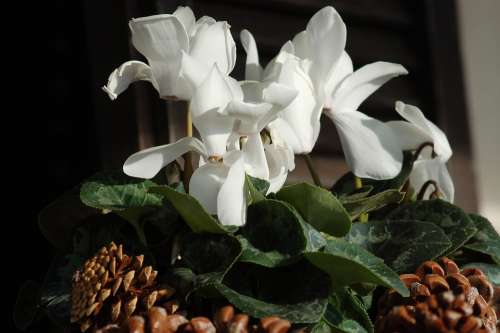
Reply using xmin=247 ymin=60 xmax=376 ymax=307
xmin=375 ymin=257 xmax=498 ymax=333
xmin=70 ymin=242 xmax=175 ymax=332
xmin=94 ymin=304 xmax=299 ymax=333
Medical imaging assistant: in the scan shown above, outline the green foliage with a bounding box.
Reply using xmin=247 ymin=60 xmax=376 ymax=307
xmin=276 ymin=183 xmax=351 ymax=237
xmin=215 ymin=260 xmax=331 ymax=323
xmin=305 ymin=239 xmax=408 ymax=297
xmin=346 ymin=220 xmax=452 ymax=272
xmin=464 ymin=214 xmax=500 ymax=264
xmin=386 ymin=199 xmax=477 ymax=255
xmin=342 ymin=190 xmax=404 ymax=220
xmin=246 ymin=175 xmax=269 ymax=203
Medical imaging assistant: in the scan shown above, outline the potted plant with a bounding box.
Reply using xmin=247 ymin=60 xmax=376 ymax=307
xmin=14 ymin=5 xmax=499 ymax=333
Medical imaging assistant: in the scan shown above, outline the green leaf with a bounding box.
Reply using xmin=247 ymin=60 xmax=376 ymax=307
xmin=332 ymin=151 xmax=414 ymax=196
xmin=323 ymin=293 xmax=369 ymax=333
xmin=311 ymin=321 xmax=333 ymax=333
xmin=342 ymin=190 xmax=404 ymax=219
xmin=39 ymin=187 xmax=99 ymax=251
xmin=461 ymin=263 xmax=500 ymax=285
xmin=246 ymin=175 xmax=269 ymax=203
xmin=465 ymin=214 xmax=500 ymax=263
xmin=180 ymin=232 xmax=242 ymax=285
xmin=215 ymin=260 xmax=331 ymax=323
xmin=240 ymin=199 xmax=325 ymax=267
xmin=305 ymin=239 xmax=408 ymax=296
xmin=339 ymin=186 xmax=374 ymax=203
xmin=345 ymin=220 xmax=452 ymax=272
xmin=14 ymin=280 xmax=41 ymax=331
xmin=150 ymin=185 xmax=228 ymax=234
xmin=80 ymin=171 xmax=162 ymax=211
xmin=387 ymin=199 xmax=477 ymax=255
xmin=276 ymin=183 xmax=351 ymax=237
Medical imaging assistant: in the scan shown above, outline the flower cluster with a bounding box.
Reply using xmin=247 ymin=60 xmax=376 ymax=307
xmin=104 ymin=6 xmax=454 ymax=226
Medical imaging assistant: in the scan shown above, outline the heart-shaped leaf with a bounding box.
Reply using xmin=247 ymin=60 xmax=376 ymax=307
xmin=239 ymin=199 xmax=325 ymax=267
xmin=276 ymin=183 xmax=351 ymax=237
xmin=305 ymin=239 xmax=408 ymax=296
xmin=386 ymin=199 xmax=476 ymax=255
xmin=345 ymin=220 xmax=452 ymax=272
xmin=464 ymin=214 xmax=500 ymax=264
xmin=214 ymin=260 xmax=331 ymax=323
xmin=150 ymin=185 xmax=228 ymax=234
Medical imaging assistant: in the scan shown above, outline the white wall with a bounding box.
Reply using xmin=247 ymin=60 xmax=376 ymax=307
xmin=457 ymin=0 xmax=500 ymax=231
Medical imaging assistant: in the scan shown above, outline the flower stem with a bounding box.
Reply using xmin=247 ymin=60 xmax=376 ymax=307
xmin=417 ymin=180 xmax=440 ymax=200
xmin=182 ymin=103 xmax=194 ymax=191
xmin=354 ymin=176 xmax=369 ymax=223
xmin=304 ymin=154 xmax=323 ymax=187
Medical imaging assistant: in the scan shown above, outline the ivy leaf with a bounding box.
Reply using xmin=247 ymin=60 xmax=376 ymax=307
xmin=246 ymin=175 xmax=269 ymax=204
xmin=342 ymin=190 xmax=404 ymax=219
xmin=387 ymin=199 xmax=477 ymax=255
xmin=464 ymin=214 xmax=500 ymax=264
xmin=214 ymin=260 xmax=331 ymax=323
xmin=80 ymin=171 xmax=162 ymax=210
xmin=14 ymin=280 xmax=41 ymax=331
xmin=461 ymin=262 xmax=500 ymax=285
xmin=276 ymin=183 xmax=351 ymax=237
xmin=180 ymin=232 xmax=242 ymax=286
xmin=323 ymin=291 xmax=371 ymax=333
xmin=305 ymin=239 xmax=409 ymax=297
xmin=239 ymin=199 xmax=325 ymax=267
xmin=345 ymin=220 xmax=452 ymax=272
xmin=332 ymin=151 xmax=414 ymax=197
xmin=150 ymin=185 xmax=228 ymax=234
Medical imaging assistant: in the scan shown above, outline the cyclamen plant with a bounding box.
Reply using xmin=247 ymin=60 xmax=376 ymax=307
xmin=15 ymin=5 xmax=499 ymax=333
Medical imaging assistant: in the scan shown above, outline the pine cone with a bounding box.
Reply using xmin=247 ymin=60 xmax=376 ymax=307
xmin=375 ymin=257 xmax=498 ymax=333
xmin=70 ymin=242 xmax=175 ymax=332
xmin=93 ymin=304 xmax=300 ymax=333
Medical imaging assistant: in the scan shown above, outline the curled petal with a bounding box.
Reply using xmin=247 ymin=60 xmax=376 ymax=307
xmin=173 ymin=6 xmax=195 ymax=35
xmin=190 ymin=21 xmax=236 ymax=75
xmin=330 ymin=62 xmax=408 ymax=112
xmin=240 ymin=29 xmax=263 ymax=81
xmin=386 ymin=120 xmax=433 ymax=151
xmin=265 ymin=144 xmax=292 ymax=194
xmin=189 ymin=163 xmax=228 ymax=215
xmin=324 ymin=51 xmax=353 ymax=106
xmin=242 ymin=133 xmax=269 ymax=180
xmin=102 ymin=61 xmax=158 ymax=100
xmin=217 ymin=154 xmax=247 ymax=226
xmin=190 ymin=65 xmax=236 ymax=156
xmin=332 ymin=110 xmax=403 ymax=179
xmin=123 ymin=137 xmax=207 ymax=179
xmin=395 ymin=101 xmax=452 ymax=161
xmin=411 ymin=159 xmax=455 ymax=203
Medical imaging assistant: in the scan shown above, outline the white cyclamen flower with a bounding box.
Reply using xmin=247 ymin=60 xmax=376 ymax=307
xmin=387 ymin=101 xmax=454 ymax=202
xmin=223 ymin=80 xmax=298 ymax=183
xmin=123 ymin=65 xmax=247 ymax=226
xmin=103 ymin=6 xmax=236 ymax=101
xmin=323 ymin=57 xmax=408 ymax=180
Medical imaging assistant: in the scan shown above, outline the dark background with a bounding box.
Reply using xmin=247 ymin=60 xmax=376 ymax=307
xmin=10 ymin=0 xmax=474 ymax=331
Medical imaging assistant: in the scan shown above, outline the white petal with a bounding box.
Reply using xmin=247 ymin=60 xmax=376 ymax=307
xmin=173 ymin=6 xmax=195 ymax=34
xmin=332 ymin=110 xmax=403 ymax=179
xmin=266 ymin=118 xmax=302 ymax=155
xmin=217 ymin=154 xmax=247 ymax=226
xmin=189 ymin=162 xmax=228 ymax=215
xmin=129 ymin=15 xmax=189 ymax=99
xmin=240 ymin=29 xmax=263 ymax=81
xmin=180 ymin=51 xmax=211 ymax=91
xmin=190 ymin=21 xmax=236 ymax=75
xmin=123 ymin=137 xmax=207 ymax=179
xmin=324 ymin=51 xmax=353 ymax=106
xmin=191 ymin=16 xmax=216 ymax=37
xmin=265 ymin=144 xmax=289 ymax=194
xmin=306 ymin=6 xmax=347 ymax=95
xmin=262 ymin=82 xmax=299 ymax=108
xmin=386 ymin=120 xmax=433 ymax=151
xmin=280 ymin=40 xmax=296 ymax=55
xmin=102 ymin=61 xmax=158 ymax=100
xmin=395 ymin=101 xmax=452 ymax=160
xmin=267 ymin=124 xmax=296 ymax=172
xmin=291 ymin=31 xmax=309 ymax=59
xmin=225 ymin=100 xmax=273 ymax=134
xmin=273 ymin=57 xmax=320 ymax=154
xmin=411 ymin=159 xmax=455 ymax=202
xmin=190 ymin=65 xmax=235 ymax=156
xmin=242 ymin=133 xmax=269 ymax=180
xmin=330 ymin=62 xmax=408 ymax=112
